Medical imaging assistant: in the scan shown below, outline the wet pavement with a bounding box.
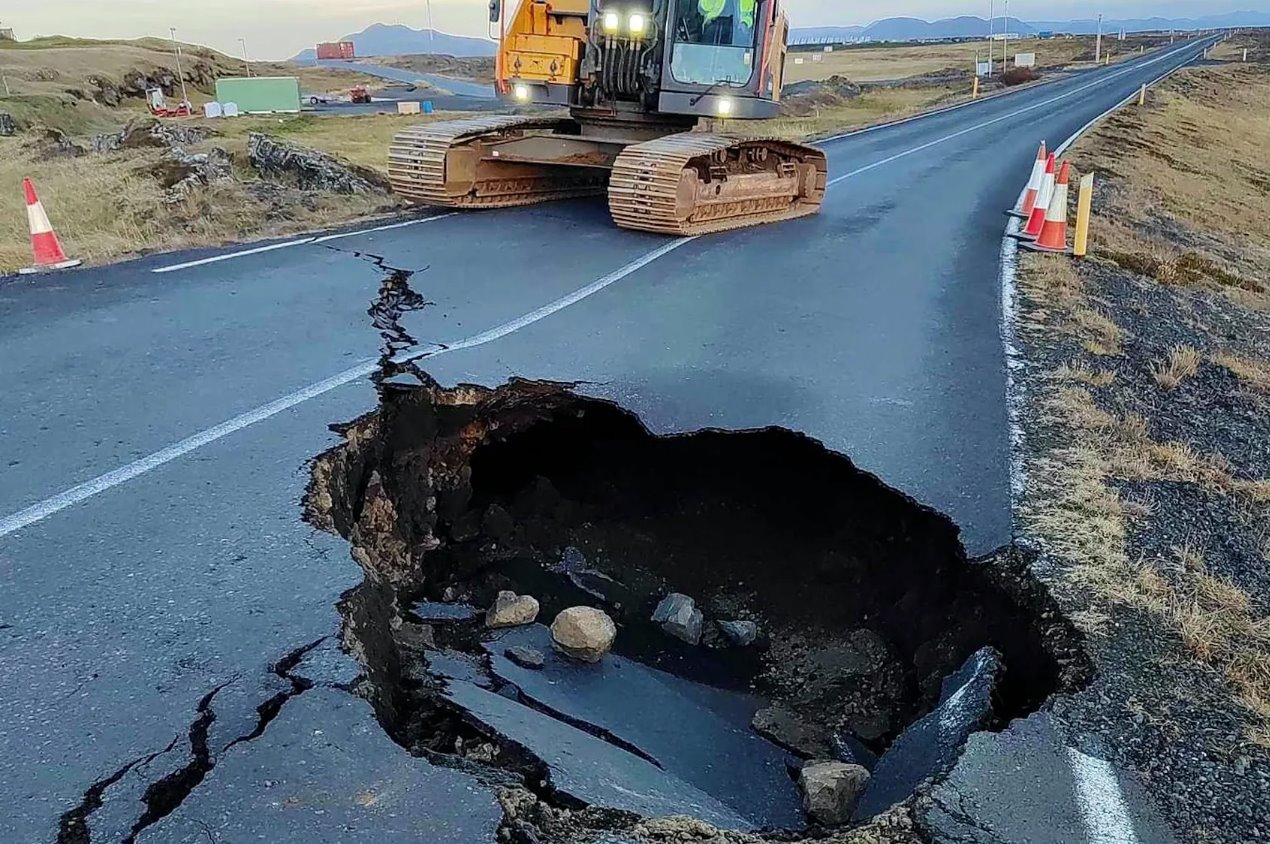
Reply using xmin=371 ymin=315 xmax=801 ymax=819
xmin=0 ymin=38 xmax=1213 ymax=844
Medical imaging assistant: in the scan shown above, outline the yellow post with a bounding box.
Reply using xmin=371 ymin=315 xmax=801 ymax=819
xmin=1138 ymin=83 xmax=1146 ymax=106
xmin=1074 ymin=173 xmax=1095 ymax=259
xmin=972 ymin=76 xmax=980 ymax=99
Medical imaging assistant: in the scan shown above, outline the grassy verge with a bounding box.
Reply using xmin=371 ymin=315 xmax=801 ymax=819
xmin=760 ymin=85 xmax=964 ymax=141
xmin=782 ymin=34 xmax=1158 ymax=84
xmin=1014 ymin=33 xmax=1270 ymax=772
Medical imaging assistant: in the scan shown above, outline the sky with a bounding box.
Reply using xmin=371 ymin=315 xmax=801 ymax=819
xmin=3 ymin=0 xmax=1265 ymax=59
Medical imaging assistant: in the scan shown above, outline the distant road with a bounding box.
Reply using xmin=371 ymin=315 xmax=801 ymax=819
xmin=313 ymin=58 xmax=496 ymax=99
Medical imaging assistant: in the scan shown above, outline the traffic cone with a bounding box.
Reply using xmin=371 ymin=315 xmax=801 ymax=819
xmin=1011 ymin=153 xmax=1056 ymax=241
xmin=19 ymin=178 xmax=81 ymax=275
xmin=1008 ymin=142 xmax=1047 ymax=219
xmin=1022 ymin=160 xmax=1072 ymax=254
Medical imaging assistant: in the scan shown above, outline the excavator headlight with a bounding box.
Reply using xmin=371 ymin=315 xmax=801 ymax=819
xmin=716 ymin=97 xmax=734 ymax=116
xmin=628 ymin=13 xmax=646 ymax=34
xmin=602 ymin=11 xmax=621 ymax=33
xmin=513 ymin=83 xmax=531 ymax=101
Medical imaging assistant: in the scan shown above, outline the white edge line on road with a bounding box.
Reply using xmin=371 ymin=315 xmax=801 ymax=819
xmin=996 ymin=38 xmax=1210 ymax=844
xmin=150 ymin=214 xmax=456 ymax=273
xmin=826 ymin=38 xmax=1204 ymax=188
xmin=151 ymin=237 xmax=316 ymax=273
xmin=999 ymin=37 xmax=1207 ymax=507
xmin=1066 ymin=748 xmax=1141 ymax=844
xmin=2 ymin=39 xmax=1210 ymax=540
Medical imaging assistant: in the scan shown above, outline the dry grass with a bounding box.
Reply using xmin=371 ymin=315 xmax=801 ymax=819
xmin=205 ymin=111 xmax=466 ymax=174
xmin=1055 ymin=361 xmax=1117 ymax=386
xmin=1213 ymin=352 xmax=1270 ymax=394
xmin=0 ymin=36 xmax=380 ymax=108
xmin=758 ymin=85 xmax=961 ymax=140
xmin=1073 ymin=61 xmax=1270 ymax=296
xmin=0 ymin=135 xmax=386 ymax=273
xmin=1071 ymin=306 xmax=1124 ymax=356
xmin=1020 ymin=243 xmax=1270 ymax=743
xmin=1151 ymin=345 xmax=1201 ymax=389
xmin=781 ymin=35 xmax=1146 ymax=84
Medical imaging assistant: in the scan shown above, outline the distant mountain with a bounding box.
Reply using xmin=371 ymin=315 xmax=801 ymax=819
xmin=291 ymin=24 xmax=496 ymax=61
xmin=791 ymin=11 xmax=1270 ymax=43
xmin=791 ymin=16 xmax=1033 ymax=44
xmin=1028 ymin=11 xmax=1270 ymax=35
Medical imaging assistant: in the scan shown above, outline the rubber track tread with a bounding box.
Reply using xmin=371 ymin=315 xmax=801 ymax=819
xmin=388 ymin=115 xmax=608 ymax=208
xmin=608 ymin=133 xmax=828 ymax=235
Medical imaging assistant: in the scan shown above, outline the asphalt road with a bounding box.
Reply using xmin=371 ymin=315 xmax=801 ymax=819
xmin=0 ymin=37 xmax=1214 ymax=844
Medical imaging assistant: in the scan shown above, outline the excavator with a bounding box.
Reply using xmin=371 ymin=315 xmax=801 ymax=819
xmin=386 ymin=0 xmax=827 ymax=235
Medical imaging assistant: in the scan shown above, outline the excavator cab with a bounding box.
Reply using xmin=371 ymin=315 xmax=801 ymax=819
xmin=389 ymin=0 xmax=822 ymax=235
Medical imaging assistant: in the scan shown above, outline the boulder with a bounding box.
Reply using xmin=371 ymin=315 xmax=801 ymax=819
xmin=158 ymin=146 xmax=233 ymax=204
xmin=505 ymin=645 xmax=545 ymax=670
xmin=717 ymin=619 xmax=759 ymax=646
xmin=486 ymin=591 xmax=540 ymax=628
xmin=799 ymin=761 xmax=870 ymax=826
xmin=92 ymin=119 xmax=212 ymax=154
xmin=651 ymin=593 xmax=703 ymax=645
xmin=0 ymin=113 xmax=15 ymax=137
xmin=246 ymin=133 xmax=391 ymax=194
xmin=550 ymin=607 xmax=616 ymax=663
xmin=751 ymin=704 xmax=831 ymax=758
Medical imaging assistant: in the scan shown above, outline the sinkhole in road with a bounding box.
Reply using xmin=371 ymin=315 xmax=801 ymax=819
xmin=306 ymin=376 xmax=1090 ymax=838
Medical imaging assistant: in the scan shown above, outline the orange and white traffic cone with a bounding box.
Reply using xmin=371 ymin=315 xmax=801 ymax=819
xmin=1011 ymin=153 xmax=1056 ymax=241
xmin=1008 ymin=142 xmax=1047 ymax=219
xmin=1022 ymin=160 xmax=1073 ymax=254
xmin=19 ymin=177 xmax=81 ymax=275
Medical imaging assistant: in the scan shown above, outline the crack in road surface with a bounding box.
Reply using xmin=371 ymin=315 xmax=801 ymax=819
xmin=56 ymin=736 xmax=181 ymax=844
xmin=223 ymin=636 xmax=330 ymax=752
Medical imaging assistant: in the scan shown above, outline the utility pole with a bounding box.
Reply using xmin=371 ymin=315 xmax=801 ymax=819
xmin=238 ymin=37 xmax=251 ymax=77
xmin=426 ymin=0 xmax=435 ymax=41
xmin=1003 ymin=0 xmax=1010 ymax=68
xmin=1094 ymin=14 xmax=1104 ymax=65
xmin=988 ymin=0 xmax=996 ymax=75
xmin=169 ymin=27 xmax=190 ymax=107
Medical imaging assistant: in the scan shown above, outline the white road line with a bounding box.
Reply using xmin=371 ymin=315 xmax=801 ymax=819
xmin=0 ymin=359 xmax=378 ymax=539
xmin=997 ymin=36 xmax=1208 ymax=508
xmin=826 ymin=40 xmax=1204 ymax=188
xmin=2 ymin=40 xmax=1211 ymax=539
xmin=1067 ymin=748 xmax=1141 ymax=843
xmin=1 ymin=237 xmax=697 ymax=538
xmin=152 ymin=238 xmax=316 ymax=273
xmin=310 ymin=213 xmax=457 ymax=244
xmin=392 ymin=236 xmax=697 ymax=364
xmin=151 ymin=214 xmax=455 ymax=273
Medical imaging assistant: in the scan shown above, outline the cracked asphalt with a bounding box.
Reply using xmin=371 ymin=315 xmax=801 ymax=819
xmin=0 ymin=37 xmax=1215 ymax=844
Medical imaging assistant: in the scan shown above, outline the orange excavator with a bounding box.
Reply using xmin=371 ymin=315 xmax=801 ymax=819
xmin=387 ymin=0 xmax=826 ymax=234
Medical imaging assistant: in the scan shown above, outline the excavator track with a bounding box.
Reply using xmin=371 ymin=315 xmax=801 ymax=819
xmin=388 ymin=115 xmax=609 ymax=209
xmin=608 ymin=133 xmax=828 ymax=236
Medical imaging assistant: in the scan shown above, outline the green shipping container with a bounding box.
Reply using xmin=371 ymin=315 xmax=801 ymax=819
xmin=214 ymin=77 xmax=301 ymax=114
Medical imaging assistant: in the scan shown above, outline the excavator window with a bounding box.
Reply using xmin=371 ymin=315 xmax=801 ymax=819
xmin=669 ymin=0 xmax=759 ymax=86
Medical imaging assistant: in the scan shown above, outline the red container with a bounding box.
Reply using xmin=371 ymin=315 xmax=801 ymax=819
xmin=316 ymin=41 xmax=356 ymax=60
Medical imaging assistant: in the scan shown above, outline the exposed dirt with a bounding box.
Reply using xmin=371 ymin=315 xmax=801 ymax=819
xmin=303 ymin=327 xmax=1089 ymax=839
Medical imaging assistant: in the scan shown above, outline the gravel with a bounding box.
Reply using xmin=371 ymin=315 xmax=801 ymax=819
xmin=1013 ymin=253 xmax=1270 ymax=844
